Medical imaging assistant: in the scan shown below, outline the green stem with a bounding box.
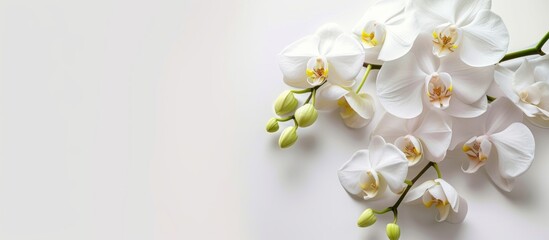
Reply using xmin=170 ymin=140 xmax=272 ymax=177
xmin=311 ymin=88 xmax=317 ymax=105
xmin=276 ymin=116 xmax=293 ymax=122
xmin=304 ymin=92 xmax=313 ymax=104
xmin=433 ymin=162 xmax=442 ymax=178
xmin=362 ymin=62 xmax=382 ymax=69
xmin=291 ymin=88 xmax=312 ymax=94
xmin=487 ymin=95 xmax=496 ymax=103
xmin=392 ymin=162 xmax=434 ymax=210
xmin=356 ymin=64 xmax=372 ymax=93
xmin=372 ymin=208 xmax=392 ymax=215
xmin=500 ymin=31 xmax=549 ymax=62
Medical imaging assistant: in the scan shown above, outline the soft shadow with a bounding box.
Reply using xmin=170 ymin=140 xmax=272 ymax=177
xmin=400 ymin=204 xmax=465 ymax=240
xmin=323 ymin=111 xmax=370 ymax=143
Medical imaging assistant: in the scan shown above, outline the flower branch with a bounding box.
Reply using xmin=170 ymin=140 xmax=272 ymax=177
xmin=500 ymin=31 xmax=549 ymax=62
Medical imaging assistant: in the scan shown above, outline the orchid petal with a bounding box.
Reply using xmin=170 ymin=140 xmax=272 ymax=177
xmin=315 ymin=23 xmax=344 ymax=55
xmin=404 ymin=180 xmax=436 ymax=203
xmin=454 ymin=0 xmax=492 ymax=25
xmin=414 ymin=109 xmax=452 ymax=162
xmin=527 ymin=115 xmax=549 ymax=128
xmin=278 ymin=36 xmax=321 ymax=88
xmin=315 ymin=83 xmax=349 ymax=111
xmin=494 ymin=65 xmax=521 ymax=103
xmin=485 ymin=97 xmax=523 ymax=135
xmin=435 ymin=204 xmax=451 ymax=222
xmin=373 ymin=112 xmax=410 ymax=142
xmin=490 ymin=123 xmax=535 ymax=178
xmin=446 ymin=196 xmax=468 ymax=223
xmin=436 ymin=178 xmax=459 ymax=211
xmin=377 ymin=52 xmax=427 ymax=119
xmin=378 ymin=16 xmax=419 ymax=61
xmin=514 ymin=59 xmax=535 ymax=91
xmin=444 ymin=92 xmax=488 ymax=118
xmin=326 ymin=34 xmax=365 ymax=87
xmin=338 ymin=150 xmax=372 ymax=196
xmin=341 ymin=110 xmax=371 ymax=129
xmin=345 ymin=92 xmax=375 ymax=119
xmin=484 ymin=155 xmax=515 ymax=192
xmin=460 ymin=10 xmax=509 ymax=67
xmin=375 ymin=144 xmax=408 ymax=194
xmin=440 ymin=57 xmax=494 ymax=104
xmin=449 ymin=114 xmax=486 ymax=150
xmin=369 ymin=135 xmax=387 ymax=168
xmin=411 ymin=0 xmax=457 ymax=23
xmin=427 ymin=184 xmax=446 ymax=202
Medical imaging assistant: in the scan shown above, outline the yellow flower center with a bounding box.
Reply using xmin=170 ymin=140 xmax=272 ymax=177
xmin=306 ymin=57 xmax=328 ymax=86
xmin=361 ymin=31 xmax=378 ymax=47
xmin=432 ymin=24 xmax=459 ymax=56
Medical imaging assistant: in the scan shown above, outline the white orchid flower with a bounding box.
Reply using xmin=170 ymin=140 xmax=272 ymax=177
xmin=404 ymin=178 xmax=468 ymax=223
xmin=374 ymin=110 xmax=452 ymax=166
xmin=315 ymin=83 xmax=375 ymax=128
xmin=376 ymin=34 xmax=494 ymax=119
xmin=338 ymin=136 xmax=408 ymax=200
xmin=451 ymin=97 xmax=535 ymax=192
xmin=495 ymin=55 xmax=549 ymax=127
xmin=410 ymin=0 xmax=509 ymax=66
xmin=278 ymin=23 xmax=365 ymax=89
xmin=353 ymin=0 xmax=418 ymax=64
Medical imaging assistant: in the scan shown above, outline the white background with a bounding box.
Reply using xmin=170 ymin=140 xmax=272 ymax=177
xmin=0 ymin=0 xmax=548 ymax=239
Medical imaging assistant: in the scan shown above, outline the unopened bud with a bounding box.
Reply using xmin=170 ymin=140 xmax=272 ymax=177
xmin=295 ymin=103 xmax=318 ymax=127
xmin=274 ymin=90 xmax=298 ymax=116
xmin=279 ymin=126 xmax=298 ymax=148
xmin=357 ymin=208 xmax=376 ymax=228
xmin=386 ymin=223 xmax=400 ymax=240
xmin=266 ymin=118 xmax=279 ymax=133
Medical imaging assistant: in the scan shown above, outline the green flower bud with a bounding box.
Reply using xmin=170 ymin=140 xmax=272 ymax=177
xmin=274 ymin=90 xmax=298 ymax=116
xmin=279 ymin=126 xmax=298 ymax=148
xmin=266 ymin=118 xmax=279 ymax=133
xmin=357 ymin=208 xmax=377 ymax=228
xmin=386 ymin=223 xmax=400 ymax=240
xmin=294 ymin=103 xmax=318 ymax=127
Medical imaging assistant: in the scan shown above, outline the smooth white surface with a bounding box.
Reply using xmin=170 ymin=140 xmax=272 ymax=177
xmin=0 ymin=0 xmax=548 ymax=239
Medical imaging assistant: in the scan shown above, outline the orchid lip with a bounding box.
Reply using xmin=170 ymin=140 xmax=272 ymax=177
xmin=360 ymin=20 xmax=385 ymax=48
xmin=395 ymin=135 xmax=423 ymax=166
xmin=306 ymin=56 xmax=329 ymax=86
xmin=427 ymin=72 xmax=452 ymax=109
xmin=360 ymin=170 xmax=379 ymax=198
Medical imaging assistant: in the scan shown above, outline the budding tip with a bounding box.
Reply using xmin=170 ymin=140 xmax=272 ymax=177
xmin=386 ymin=223 xmax=400 ymax=240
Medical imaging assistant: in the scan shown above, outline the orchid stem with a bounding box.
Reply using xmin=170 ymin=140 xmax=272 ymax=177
xmin=487 ymin=95 xmax=496 ymax=103
xmin=391 ymin=162 xmax=434 ymax=210
xmin=372 ymin=208 xmax=392 ymax=215
xmin=362 ymin=62 xmax=382 ymax=69
xmin=276 ymin=116 xmax=293 ymax=122
xmin=433 ymin=162 xmax=442 ymax=178
xmin=291 ymin=88 xmax=312 ymax=94
xmin=500 ymin=31 xmax=548 ymax=62
xmin=311 ymin=88 xmax=317 ymax=105
xmin=356 ymin=64 xmax=372 ymax=93
xmin=392 ymin=209 xmax=398 ymax=223
xmin=304 ymin=90 xmax=313 ymax=104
